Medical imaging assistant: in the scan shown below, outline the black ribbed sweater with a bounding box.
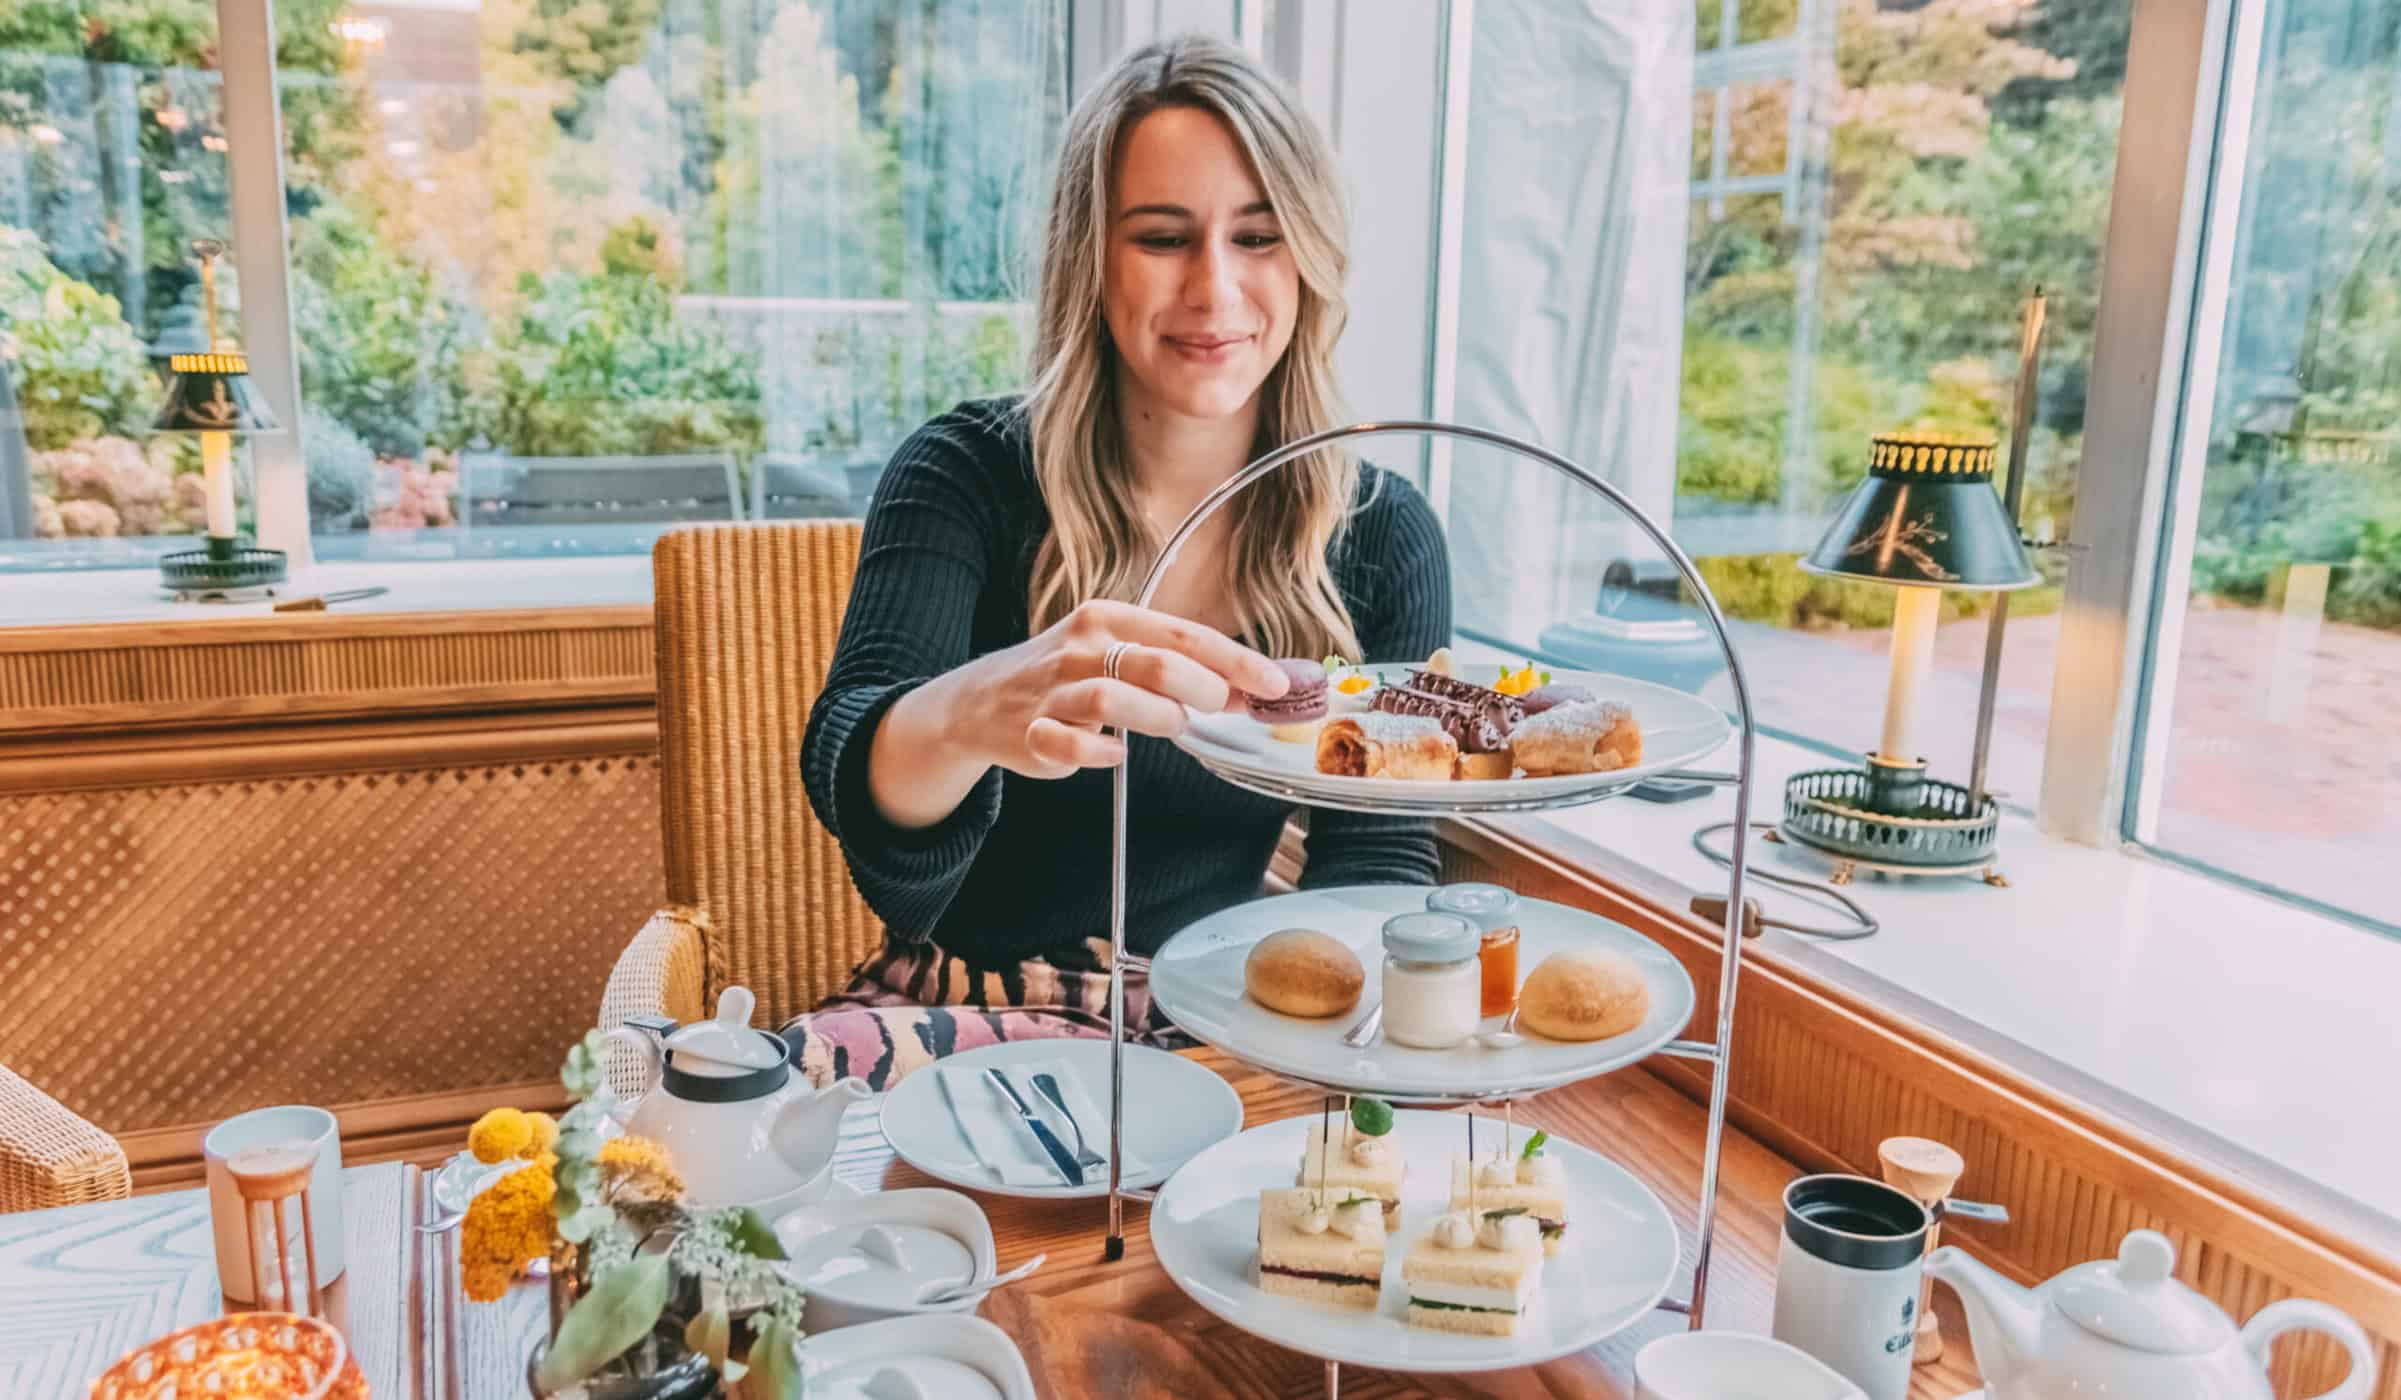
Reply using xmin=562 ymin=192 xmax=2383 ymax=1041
xmin=801 ymin=398 xmax=1453 ymax=969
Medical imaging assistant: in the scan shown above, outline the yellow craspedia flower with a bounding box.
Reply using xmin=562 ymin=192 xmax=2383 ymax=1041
xmin=459 ymin=1154 xmax=556 ymax=1303
xmin=598 ymin=1135 xmax=685 ymax=1201
xmin=525 ymin=1111 xmax=559 ymax=1157
xmin=468 ymin=1107 xmax=534 ymax=1164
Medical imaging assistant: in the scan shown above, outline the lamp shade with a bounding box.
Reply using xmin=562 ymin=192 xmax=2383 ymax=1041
xmin=1801 ymin=433 xmax=2035 ymax=590
xmin=153 ymin=351 xmax=280 ymax=435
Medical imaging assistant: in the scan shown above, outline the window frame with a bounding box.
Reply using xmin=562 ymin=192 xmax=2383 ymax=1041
xmin=187 ymin=0 xmax=2369 ymax=923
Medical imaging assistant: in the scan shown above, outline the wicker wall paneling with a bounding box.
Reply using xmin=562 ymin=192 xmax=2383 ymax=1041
xmin=1440 ymin=827 xmax=2401 ymax=1400
xmin=0 ymin=753 xmax=663 ymax=1164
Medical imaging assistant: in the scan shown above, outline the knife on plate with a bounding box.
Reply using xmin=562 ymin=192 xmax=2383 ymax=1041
xmin=983 ymin=1068 xmax=1084 ymax=1186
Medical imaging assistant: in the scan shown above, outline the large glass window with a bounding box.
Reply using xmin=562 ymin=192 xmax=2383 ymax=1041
xmin=1 ymin=0 xmax=235 ymax=561
xmin=2139 ymin=0 xmax=2400 ymax=930
xmin=272 ymin=0 xmax=1063 ymax=561
xmin=1445 ymin=0 xmax=2130 ymax=808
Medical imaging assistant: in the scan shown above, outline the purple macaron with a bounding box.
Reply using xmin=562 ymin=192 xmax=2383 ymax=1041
xmin=1247 ymin=658 xmax=1330 ymax=724
xmin=1519 ymin=682 xmax=1598 ymax=717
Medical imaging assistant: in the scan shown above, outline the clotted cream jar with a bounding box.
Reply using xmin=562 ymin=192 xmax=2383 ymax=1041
xmin=1379 ymin=911 xmax=1481 ymax=1049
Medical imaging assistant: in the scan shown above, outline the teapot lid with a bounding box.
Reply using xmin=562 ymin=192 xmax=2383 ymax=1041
xmin=2049 ymin=1230 xmax=2234 ymax=1354
xmin=665 ymin=987 xmax=786 ymax=1074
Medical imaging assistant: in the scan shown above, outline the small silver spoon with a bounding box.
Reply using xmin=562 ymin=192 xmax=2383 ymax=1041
xmin=914 ymin=1252 xmax=1047 ymax=1307
xmin=1340 ymin=1004 xmax=1383 ymax=1048
xmin=1477 ymin=1004 xmax=1525 ymax=1050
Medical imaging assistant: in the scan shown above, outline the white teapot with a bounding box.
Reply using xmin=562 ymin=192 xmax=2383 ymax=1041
xmin=1928 ymin=1229 xmax=2376 ymax=1399
xmin=604 ymin=986 xmax=869 ymax=1213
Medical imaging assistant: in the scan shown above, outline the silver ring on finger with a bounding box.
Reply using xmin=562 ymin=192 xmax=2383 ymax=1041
xmin=1101 ymin=640 xmax=1135 ymax=681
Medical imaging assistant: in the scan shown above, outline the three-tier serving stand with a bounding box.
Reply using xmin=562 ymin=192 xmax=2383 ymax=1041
xmin=1096 ymin=422 xmax=1759 ymax=1395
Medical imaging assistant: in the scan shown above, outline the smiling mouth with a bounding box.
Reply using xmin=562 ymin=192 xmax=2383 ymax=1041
xmin=1166 ymin=334 xmax=1250 ymax=352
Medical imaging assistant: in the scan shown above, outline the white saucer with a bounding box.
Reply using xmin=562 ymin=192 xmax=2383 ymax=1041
xmin=1149 ymin=886 xmax=1697 ymax=1103
xmin=800 ymin=1314 xmax=1036 ymax=1400
xmin=1176 ymin=666 xmax=1731 ymax=815
xmin=1150 ymin=1109 xmax=1681 ymax=1373
xmin=879 ymin=1038 xmax=1243 ymax=1199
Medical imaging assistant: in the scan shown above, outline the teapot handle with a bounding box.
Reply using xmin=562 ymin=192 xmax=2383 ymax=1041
xmin=600 ymin=1015 xmax=675 ymax=1119
xmin=2241 ymin=1299 xmax=2378 ymax=1400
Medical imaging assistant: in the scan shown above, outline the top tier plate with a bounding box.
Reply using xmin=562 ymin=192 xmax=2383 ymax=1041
xmin=1148 ymin=886 xmax=1697 ymax=1105
xmin=1173 ymin=666 xmax=1731 ymax=815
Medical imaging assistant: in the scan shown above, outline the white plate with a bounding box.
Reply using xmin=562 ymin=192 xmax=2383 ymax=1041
xmin=1150 ymin=1109 xmax=1681 ymax=1373
xmin=1175 ymin=667 xmax=1731 ymax=814
xmin=879 ymin=1038 xmax=1243 ymax=1199
xmin=1150 ymin=886 xmax=1697 ymax=1103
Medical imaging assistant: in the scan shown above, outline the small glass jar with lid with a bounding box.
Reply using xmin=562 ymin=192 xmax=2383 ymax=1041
xmin=1378 ymin=911 xmax=1482 ymax=1049
xmin=1427 ymin=883 xmax=1522 ymax=1017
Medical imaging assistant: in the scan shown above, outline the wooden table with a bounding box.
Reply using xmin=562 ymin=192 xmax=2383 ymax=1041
xmin=1 ymin=1051 xmax=1985 ymax=1398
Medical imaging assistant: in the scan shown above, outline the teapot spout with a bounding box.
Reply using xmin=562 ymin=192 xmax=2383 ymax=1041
xmin=771 ymin=1075 xmax=873 ymax=1179
xmin=1926 ymin=1245 xmax=2041 ymax=1390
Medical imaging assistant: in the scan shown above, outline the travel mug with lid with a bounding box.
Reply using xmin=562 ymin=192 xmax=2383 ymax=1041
xmin=1771 ymin=1173 xmax=1933 ymax=1400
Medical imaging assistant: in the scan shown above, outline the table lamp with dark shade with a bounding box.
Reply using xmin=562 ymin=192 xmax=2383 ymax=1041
xmin=152 ymin=239 xmax=286 ymax=593
xmin=1778 ymin=431 xmax=2038 ymax=879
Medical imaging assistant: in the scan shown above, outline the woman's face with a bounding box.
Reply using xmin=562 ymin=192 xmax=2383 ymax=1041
xmin=1105 ymin=105 xmax=1300 ymax=425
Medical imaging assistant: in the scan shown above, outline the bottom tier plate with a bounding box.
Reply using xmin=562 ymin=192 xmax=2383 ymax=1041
xmin=1150 ymin=1109 xmax=1681 ymax=1373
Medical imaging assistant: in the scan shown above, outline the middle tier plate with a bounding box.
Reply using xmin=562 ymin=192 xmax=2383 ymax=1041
xmin=1149 ymin=886 xmax=1697 ymax=1103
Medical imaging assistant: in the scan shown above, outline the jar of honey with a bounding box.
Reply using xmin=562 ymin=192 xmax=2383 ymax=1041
xmin=1425 ymin=883 xmax=1522 ymax=1018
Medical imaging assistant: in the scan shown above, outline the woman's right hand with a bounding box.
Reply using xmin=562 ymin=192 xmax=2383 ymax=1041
xmin=866 ymin=601 xmax=1291 ymax=829
xmin=950 ymin=599 xmax=1290 ymax=778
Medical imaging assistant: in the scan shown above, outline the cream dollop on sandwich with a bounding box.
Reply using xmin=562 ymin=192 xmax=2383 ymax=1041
xmin=1479 ymin=1211 xmax=1540 ymax=1252
xmin=1433 ymin=1209 xmax=1479 ymax=1250
xmin=1517 ymin=1153 xmax=1565 ymax=1188
xmin=1347 ymin=1135 xmax=1391 ymax=1167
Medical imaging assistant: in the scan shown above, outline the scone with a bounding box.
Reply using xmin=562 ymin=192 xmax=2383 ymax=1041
xmin=1518 ymin=950 xmax=1649 ymax=1042
xmin=1449 ymin=1141 xmax=1569 ymax=1254
xmin=1297 ymin=1119 xmax=1405 ymax=1227
xmin=1257 ymin=1187 xmax=1385 ymax=1309
xmin=1403 ymin=1208 xmax=1542 ymax=1336
xmin=1245 ymin=929 xmax=1365 ymax=1018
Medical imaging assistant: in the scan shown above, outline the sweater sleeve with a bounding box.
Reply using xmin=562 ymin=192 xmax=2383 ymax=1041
xmin=801 ymin=410 xmax=1013 ymax=939
xmin=1298 ymin=471 xmax=1453 ymax=890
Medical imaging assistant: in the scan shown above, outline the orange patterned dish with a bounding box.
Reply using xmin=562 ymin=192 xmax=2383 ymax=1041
xmin=90 ymin=1313 xmax=367 ymax=1400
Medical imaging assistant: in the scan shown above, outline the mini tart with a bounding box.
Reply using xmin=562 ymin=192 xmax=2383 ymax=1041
xmin=1296 ymin=1120 xmax=1405 ymax=1226
xmin=1402 ymin=1212 xmax=1541 ymax=1336
xmin=1257 ymin=1187 xmax=1385 ymax=1310
xmin=1449 ymin=1154 xmax=1569 ymax=1254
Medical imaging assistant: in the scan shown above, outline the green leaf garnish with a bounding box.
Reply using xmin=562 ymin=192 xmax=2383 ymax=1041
xmin=1349 ymin=1096 xmax=1394 ymax=1138
xmin=1520 ymin=1129 xmax=1548 ymax=1160
xmin=1481 ymin=1206 xmax=1530 ymax=1221
xmin=1335 ymin=1193 xmax=1376 ymax=1209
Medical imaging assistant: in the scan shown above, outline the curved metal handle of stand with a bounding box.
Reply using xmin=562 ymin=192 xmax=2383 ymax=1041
xmin=1099 ymin=421 xmax=1759 ymax=1334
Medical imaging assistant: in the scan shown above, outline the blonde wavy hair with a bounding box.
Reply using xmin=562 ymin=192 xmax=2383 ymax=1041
xmin=1023 ymin=35 xmax=1362 ymax=660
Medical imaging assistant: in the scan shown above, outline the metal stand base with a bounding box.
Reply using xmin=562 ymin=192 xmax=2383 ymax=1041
xmin=1100 ymin=422 xmax=1761 ymax=1387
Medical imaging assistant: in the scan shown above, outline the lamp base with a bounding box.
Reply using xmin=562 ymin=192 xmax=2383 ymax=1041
xmin=161 ymin=539 xmax=288 ymax=594
xmin=1779 ymin=766 xmax=2005 ymax=882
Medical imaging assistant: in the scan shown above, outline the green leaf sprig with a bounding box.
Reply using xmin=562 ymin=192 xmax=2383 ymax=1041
xmin=1349 ymin=1096 xmax=1394 ymax=1138
xmin=1481 ymin=1206 xmax=1530 ymax=1221
xmin=1519 ymin=1129 xmax=1548 ymax=1161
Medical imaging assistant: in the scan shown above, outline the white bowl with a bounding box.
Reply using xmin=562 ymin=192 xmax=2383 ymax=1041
xmin=799 ymin=1314 xmax=1034 ymax=1400
xmin=774 ymin=1187 xmax=999 ymax=1332
xmin=1634 ymin=1331 xmax=1867 ymax=1400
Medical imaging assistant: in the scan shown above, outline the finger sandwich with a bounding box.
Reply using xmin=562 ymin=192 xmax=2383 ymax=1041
xmin=1257 ymin=1187 xmax=1386 ymax=1310
xmin=1402 ymin=1208 xmax=1543 ymax=1336
xmin=1449 ymin=1142 xmax=1569 ymax=1254
xmin=1298 ymin=1119 xmax=1406 ymax=1227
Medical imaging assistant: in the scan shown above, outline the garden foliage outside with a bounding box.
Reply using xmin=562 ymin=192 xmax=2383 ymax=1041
xmin=1 ymin=0 xmax=2393 ymax=631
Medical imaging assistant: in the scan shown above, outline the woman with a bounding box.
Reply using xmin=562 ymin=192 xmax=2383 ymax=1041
xmin=790 ymin=35 xmax=1451 ymax=1089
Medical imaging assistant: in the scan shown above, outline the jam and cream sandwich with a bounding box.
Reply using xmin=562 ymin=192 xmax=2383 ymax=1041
xmin=1256 ymin=1187 xmax=1386 ymax=1309
xmin=1298 ymin=1118 xmax=1405 ymax=1227
xmin=1448 ymin=1131 xmax=1569 ymax=1254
